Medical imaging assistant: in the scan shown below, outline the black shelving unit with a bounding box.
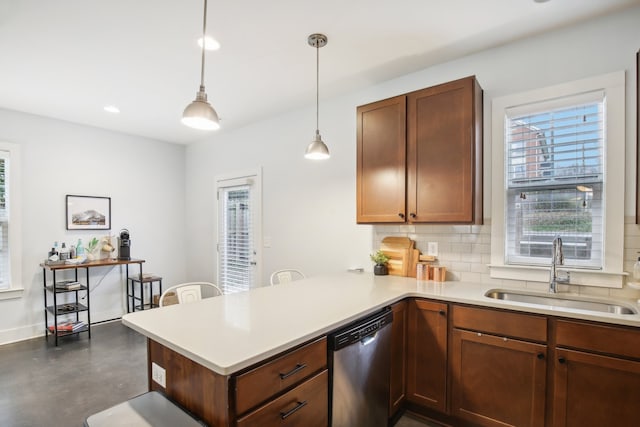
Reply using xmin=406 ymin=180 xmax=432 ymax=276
xmin=42 ymin=265 xmax=91 ymax=346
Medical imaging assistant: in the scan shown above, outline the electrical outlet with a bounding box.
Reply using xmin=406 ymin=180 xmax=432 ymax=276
xmin=151 ymin=362 xmax=166 ymax=388
xmin=427 ymin=242 xmax=439 ymax=257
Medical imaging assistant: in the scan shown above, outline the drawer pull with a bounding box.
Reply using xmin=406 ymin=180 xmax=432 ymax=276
xmin=280 ymin=400 xmax=308 ymax=420
xmin=558 ymin=357 xmax=567 ymax=364
xmin=537 ymin=353 xmax=545 ymax=360
xmin=279 ymin=363 xmax=307 ymax=380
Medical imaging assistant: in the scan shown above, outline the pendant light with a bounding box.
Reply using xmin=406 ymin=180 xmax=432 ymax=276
xmin=304 ymin=33 xmax=330 ymax=160
xmin=182 ymin=0 xmax=220 ymax=131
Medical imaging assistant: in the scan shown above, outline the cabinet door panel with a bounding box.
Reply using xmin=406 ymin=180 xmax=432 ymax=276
xmin=451 ymin=329 xmax=546 ymax=427
xmin=389 ymin=300 xmax=407 ymax=416
xmin=356 ymin=96 xmax=407 ymax=223
xmin=406 ymin=299 xmax=448 ymax=412
xmin=407 ymin=77 xmax=481 ymax=223
xmin=553 ymin=348 xmax=640 ymax=427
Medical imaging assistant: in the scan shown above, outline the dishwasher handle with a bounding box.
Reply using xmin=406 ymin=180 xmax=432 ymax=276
xmin=361 ymin=332 xmax=378 ymax=346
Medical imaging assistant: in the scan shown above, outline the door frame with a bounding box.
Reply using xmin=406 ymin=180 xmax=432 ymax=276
xmin=215 ymin=167 xmax=263 ymax=290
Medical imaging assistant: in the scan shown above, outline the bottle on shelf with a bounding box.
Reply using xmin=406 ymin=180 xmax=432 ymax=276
xmin=59 ymin=242 xmax=70 ymax=261
xmin=48 ymin=241 xmax=59 ymax=261
xmin=76 ymin=238 xmax=85 ymax=257
xmin=70 ymin=245 xmax=76 ymax=259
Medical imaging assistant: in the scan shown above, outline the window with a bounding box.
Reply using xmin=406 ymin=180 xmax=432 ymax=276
xmin=0 ymin=142 xmax=23 ymax=299
xmin=216 ymin=171 xmax=261 ymax=294
xmin=505 ymin=92 xmax=604 ymax=269
xmin=490 ymin=72 xmax=625 ymax=287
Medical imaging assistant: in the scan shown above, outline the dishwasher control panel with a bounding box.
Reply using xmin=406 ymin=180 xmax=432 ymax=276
xmin=329 ymin=308 xmax=393 ymax=351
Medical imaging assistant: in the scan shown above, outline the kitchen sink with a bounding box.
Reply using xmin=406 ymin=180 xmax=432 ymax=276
xmin=484 ymin=289 xmax=638 ymax=315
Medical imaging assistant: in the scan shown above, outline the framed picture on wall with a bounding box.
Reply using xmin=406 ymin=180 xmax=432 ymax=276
xmin=66 ymin=195 xmax=111 ymax=230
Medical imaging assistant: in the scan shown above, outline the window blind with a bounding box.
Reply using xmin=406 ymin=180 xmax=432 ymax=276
xmin=505 ymin=93 xmax=604 ymax=268
xmin=218 ymin=185 xmax=254 ymax=294
xmin=0 ymin=154 xmax=8 ymax=288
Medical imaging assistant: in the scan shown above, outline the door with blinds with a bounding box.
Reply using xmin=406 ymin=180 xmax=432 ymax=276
xmin=217 ymin=173 xmax=261 ymax=294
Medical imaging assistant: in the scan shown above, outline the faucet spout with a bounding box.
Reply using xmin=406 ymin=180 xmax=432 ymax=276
xmin=550 ymin=236 xmax=564 ymax=293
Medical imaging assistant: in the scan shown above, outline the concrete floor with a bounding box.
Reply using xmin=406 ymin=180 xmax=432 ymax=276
xmin=0 ymin=321 xmax=438 ymax=427
xmin=0 ymin=321 xmax=147 ymax=427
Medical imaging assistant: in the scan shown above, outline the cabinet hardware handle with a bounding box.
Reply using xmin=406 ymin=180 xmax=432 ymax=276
xmin=558 ymin=357 xmax=566 ymax=364
xmin=477 ymin=332 xmax=482 ymax=337
xmin=398 ymin=213 xmax=405 ymax=219
xmin=537 ymin=353 xmax=545 ymax=360
xmin=279 ymin=363 xmax=307 ymax=380
xmin=438 ymin=310 xmax=446 ymax=316
xmin=280 ymin=400 xmax=308 ymax=420
xmin=410 ymin=213 xmax=416 ymax=219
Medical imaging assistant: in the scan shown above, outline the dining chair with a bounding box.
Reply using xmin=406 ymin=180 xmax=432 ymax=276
xmin=269 ymin=269 xmax=306 ymax=285
xmin=159 ymin=282 xmax=223 ymax=307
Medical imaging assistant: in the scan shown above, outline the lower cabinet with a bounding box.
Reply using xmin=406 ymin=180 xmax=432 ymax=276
xmin=389 ymin=300 xmax=408 ymax=417
xmin=406 ymin=299 xmax=448 ymax=412
xmin=234 ymin=337 xmax=328 ymax=426
xmin=552 ymin=320 xmax=640 ymax=427
xmin=236 ymin=370 xmax=328 ymax=427
xmin=450 ymin=305 xmax=548 ymax=427
xmin=450 ymin=328 xmax=547 ymax=427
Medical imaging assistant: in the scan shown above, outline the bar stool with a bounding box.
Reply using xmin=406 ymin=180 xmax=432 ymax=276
xmin=84 ymin=391 xmax=204 ymax=426
xmin=127 ymin=275 xmax=163 ymax=312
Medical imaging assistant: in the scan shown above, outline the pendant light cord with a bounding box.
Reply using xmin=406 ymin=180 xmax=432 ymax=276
xmin=315 ymin=42 xmax=319 ymax=133
xmin=199 ymin=0 xmax=208 ymax=90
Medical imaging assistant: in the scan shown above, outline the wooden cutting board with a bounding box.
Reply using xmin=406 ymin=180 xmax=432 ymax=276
xmin=381 ymin=248 xmax=409 ymax=277
xmin=381 ymin=237 xmax=414 ymax=250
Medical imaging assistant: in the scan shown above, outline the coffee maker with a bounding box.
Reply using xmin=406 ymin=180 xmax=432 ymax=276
xmin=118 ymin=229 xmax=131 ymax=260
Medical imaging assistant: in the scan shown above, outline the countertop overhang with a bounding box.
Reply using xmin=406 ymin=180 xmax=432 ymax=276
xmin=122 ymin=273 xmax=640 ymax=375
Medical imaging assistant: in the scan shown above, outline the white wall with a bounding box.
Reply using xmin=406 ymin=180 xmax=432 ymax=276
xmin=0 ymin=109 xmax=187 ymax=344
xmin=185 ymin=6 xmax=640 ymax=286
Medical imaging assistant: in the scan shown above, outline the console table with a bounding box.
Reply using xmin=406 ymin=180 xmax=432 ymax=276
xmin=41 ymin=258 xmax=145 ymax=345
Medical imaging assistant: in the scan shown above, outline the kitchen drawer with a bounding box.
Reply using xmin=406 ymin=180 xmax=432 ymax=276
xmin=235 ymin=337 xmax=327 ymax=415
xmin=236 ymin=370 xmax=328 ymax=427
xmin=555 ymin=320 xmax=640 ymax=360
xmin=452 ymin=305 xmax=547 ymax=342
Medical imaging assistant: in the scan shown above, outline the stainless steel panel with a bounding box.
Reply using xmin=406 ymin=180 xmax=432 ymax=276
xmin=331 ymin=324 xmax=391 ymax=427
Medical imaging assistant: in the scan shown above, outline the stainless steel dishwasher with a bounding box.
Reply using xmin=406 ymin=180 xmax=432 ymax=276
xmin=329 ymin=308 xmax=393 ymax=427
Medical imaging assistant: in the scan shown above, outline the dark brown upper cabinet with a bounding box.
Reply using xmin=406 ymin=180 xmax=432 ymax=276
xmin=356 ymin=76 xmax=483 ymax=224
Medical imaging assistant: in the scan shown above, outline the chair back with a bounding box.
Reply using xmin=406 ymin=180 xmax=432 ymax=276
xmin=159 ymin=282 xmax=223 ymax=307
xmin=270 ymin=269 xmax=305 ymax=285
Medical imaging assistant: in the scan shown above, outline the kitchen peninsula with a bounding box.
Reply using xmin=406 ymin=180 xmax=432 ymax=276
xmin=122 ymin=273 xmax=640 ymax=426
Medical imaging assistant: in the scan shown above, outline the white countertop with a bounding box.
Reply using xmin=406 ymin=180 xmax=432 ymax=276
xmin=122 ymin=272 xmax=640 ymax=375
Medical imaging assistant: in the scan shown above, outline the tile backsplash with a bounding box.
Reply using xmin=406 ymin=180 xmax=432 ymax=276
xmin=373 ymin=217 xmax=640 ymax=301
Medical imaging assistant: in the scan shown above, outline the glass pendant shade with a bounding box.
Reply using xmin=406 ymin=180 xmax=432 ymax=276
xmin=182 ymin=87 xmax=220 ymax=130
xmin=305 ymin=130 xmax=330 ymax=159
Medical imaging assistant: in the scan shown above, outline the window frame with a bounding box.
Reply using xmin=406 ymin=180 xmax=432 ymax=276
xmin=490 ymin=72 xmax=626 ymax=288
xmin=0 ymin=141 xmax=23 ymax=300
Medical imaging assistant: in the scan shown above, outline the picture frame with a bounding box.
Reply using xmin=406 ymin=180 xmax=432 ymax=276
xmin=66 ymin=195 xmax=111 ymax=230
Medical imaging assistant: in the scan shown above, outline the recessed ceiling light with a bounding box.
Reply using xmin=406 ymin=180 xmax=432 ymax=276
xmin=534 ymin=0 xmax=551 ymax=3
xmin=104 ymin=105 xmax=120 ymax=114
xmin=198 ymin=36 xmax=221 ymax=51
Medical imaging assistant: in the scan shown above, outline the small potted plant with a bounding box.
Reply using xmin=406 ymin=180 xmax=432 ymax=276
xmin=370 ymin=250 xmax=390 ymax=276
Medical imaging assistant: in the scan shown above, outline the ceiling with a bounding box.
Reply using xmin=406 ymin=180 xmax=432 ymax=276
xmin=0 ymin=0 xmax=638 ymax=145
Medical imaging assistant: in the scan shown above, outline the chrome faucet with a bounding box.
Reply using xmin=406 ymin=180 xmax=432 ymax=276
xmin=549 ymin=236 xmax=569 ymax=293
